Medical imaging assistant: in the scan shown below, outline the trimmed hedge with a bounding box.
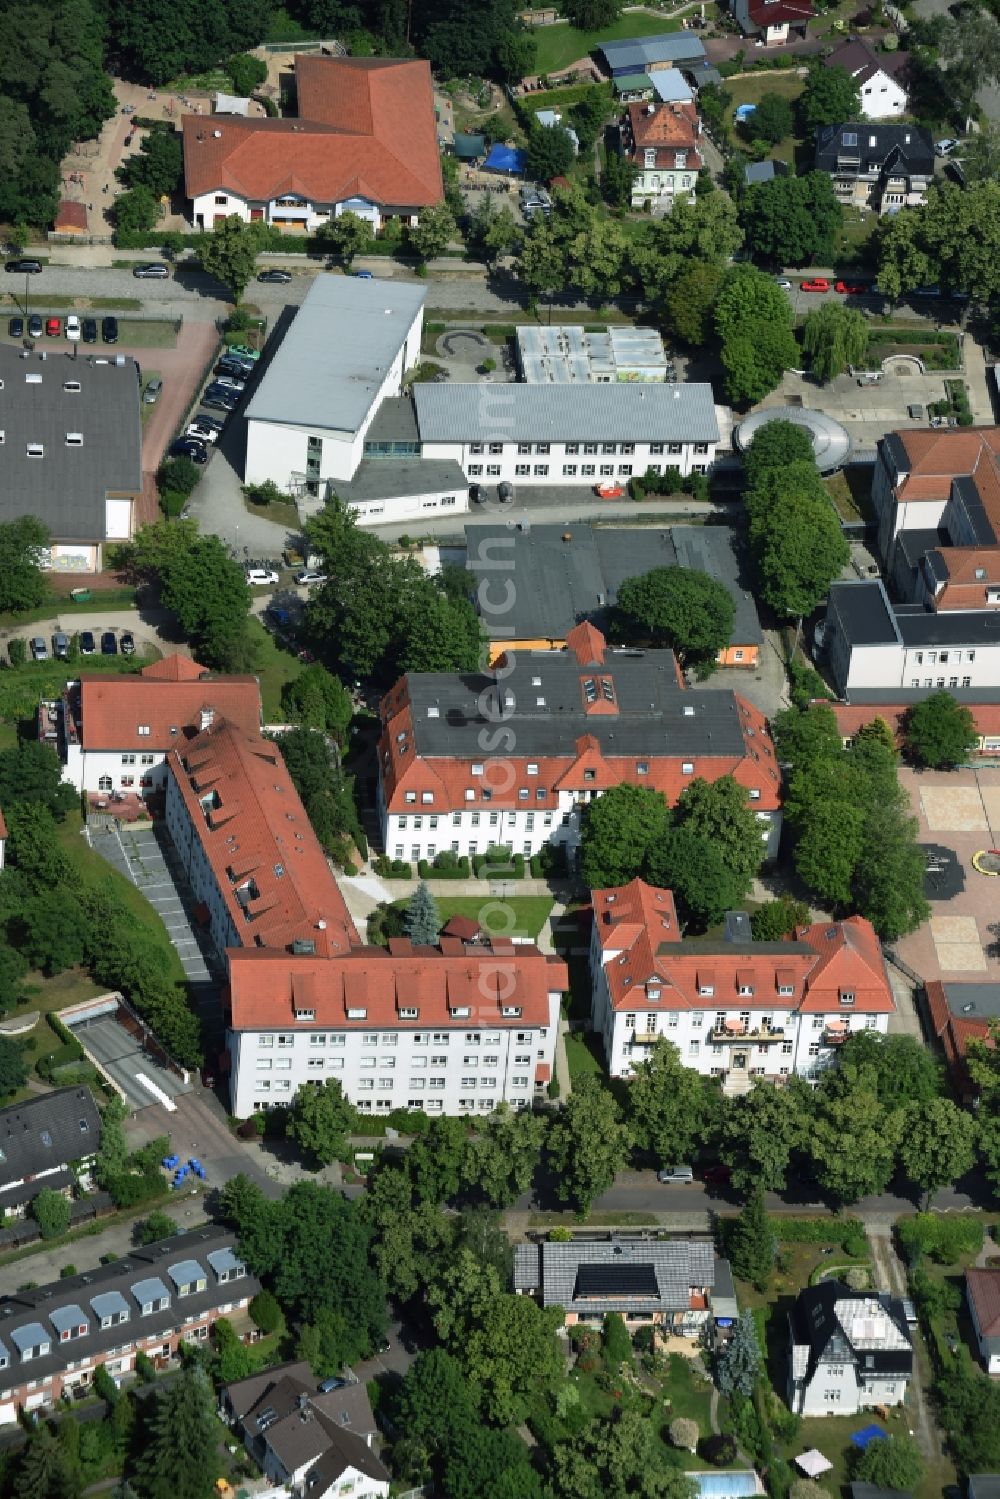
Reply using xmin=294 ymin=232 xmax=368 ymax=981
xmin=372 ymin=856 xmax=412 ymax=878
xmin=417 ymin=855 xmax=471 ymax=880
xmin=778 ymin=1217 xmax=868 ymax=1255
xmin=473 ymin=850 xmax=525 ymax=879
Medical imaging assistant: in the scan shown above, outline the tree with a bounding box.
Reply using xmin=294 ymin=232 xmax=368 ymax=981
xmin=645 ymin=826 xmax=747 ymax=931
xmin=526 ymin=123 xmax=575 ymax=182
xmin=601 ymin=149 xmax=639 ymax=211
xmin=603 ymin=1312 xmax=633 ymax=1371
xmin=226 ymin=52 xmax=267 ymax=96
xmin=462 ymin=1103 xmax=545 ymax=1207
xmin=396 ymin=1348 xmax=480 ymax=1483
xmin=750 ymin=896 xmax=809 ymax=941
xmin=132 ymin=1366 xmax=219 ymax=1499
xmin=199 ymin=214 xmax=267 ymax=302
xmin=799 ymin=64 xmax=861 ymax=131
xmin=743 ymin=420 xmax=815 ymax=489
xmin=715 ymin=1310 xmax=762 ymax=1397
xmin=95 ymin=1096 xmax=129 ymax=1188
xmin=404 ymin=881 xmax=441 ymax=945
xmin=772 ymin=703 xmax=844 ymax=766
xmin=674 ymin=775 xmax=766 ymax=889
xmin=802 ymin=301 xmax=869 ymax=383
xmin=281 ymin=663 xmax=353 ymax=742
xmin=826 ymin=1032 xmax=943 ymax=1108
xmin=12 ymin=1422 xmax=79 ymax=1499
xmin=286 ymin=1077 xmax=356 ymax=1166
xmin=398 ymin=587 xmax=483 ymax=673
xmin=741 ymin=92 xmax=794 ymax=146
xmin=0 ymin=743 xmax=76 ymax=821
xmin=0 ymin=943 xmax=28 ymax=1015
xmin=714 ymin=266 xmax=798 ymax=407
xmin=274 ymin=726 xmax=362 ymax=863
xmin=0 ymin=517 xmax=50 ymax=614
xmin=811 ymin=1088 xmax=902 ymax=1204
xmin=546 ymin=1077 xmax=629 ymax=1214
xmin=720 ymin=1079 xmax=810 ymax=1194
xmin=17 ymin=889 xmax=90 ymax=974
xmin=249 ymin=1288 xmax=281 ymax=1333
xmin=316 ymin=210 xmax=375 ymax=266
xmin=903 ymin=691 xmax=977 ymax=769
xmin=876 ymin=181 xmax=1000 ymax=304
xmin=565 ymin=0 xmax=621 ymax=24
xmin=614 ymin=567 xmax=735 ymax=668
xmin=408 ymin=203 xmax=457 ymax=264
xmin=32 ymin=1189 xmax=71 ymax=1240
xmin=668 ymin=1418 xmax=699 ymax=1453
xmin=747 ymin=461 xmax=850 ymax=620
xmin=727 ymin=1188 xmax=776 ymax=1291
xmin=136 ymin=1209 xmax=178 ymax=1245
xmin=852 ymin=796 xmax=929 ymax=939
xmin=898 ymin=1097 xmax=978 ymax=1207
xmin=549 ymin=1411 xmax=697 ymax=1499
xmin=665 ymin=263 xmax=726 ymax=347
xmin=360 ymin=1165 xmax=455 ymax=1301
xmin=579 ymin=783 xmax=671 ymax=889
xmin=636 ymin=195 xmax=743 ymax=310
xmin=156 ymin=533 xmax=253 ymax=669
xmin=936 ymin=1363 xmax=1000 ymax=1472
xmin=853 ymin=1434 xmax=925 ymax=1492
xmin=121 ymin=130 xmax=183 ymax=199
xmin=514 ymin=216 xmax=569 ymax=297
xmin=212 ymin=1316 xmax=254 ymax=1383
xmin=568 ymin=92 xmax=611 ymax=152
xmin=628 ymin=1040 xmax=718 ymax=1166
xmin=0 ymin=1035 xmax=28 ymax=1099
xmin=114 ymin=184 xmax=158 ymax=235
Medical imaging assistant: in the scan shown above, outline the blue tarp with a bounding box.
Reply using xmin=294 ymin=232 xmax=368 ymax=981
xmin=851 ymin=1426 xmax=887 ymax=1451
xmin=734 ymin=103 xmax=756 ymax=121
xmin=484 ymin=144 xmax=527 ymax=175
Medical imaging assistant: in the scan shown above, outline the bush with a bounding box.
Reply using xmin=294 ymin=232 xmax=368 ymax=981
xmin=135 ymin=1350 xmax=156 ymax=1382
xmin=60 ymin=1263 xmax=77 ymax=1278
xmin=32 ymin=1189 xmax=71 ymax=1240
xmin=669 ymin=1417 xmax=699 ymax=1452
xmin=897 ymin=1212 xmax=984 ymax=1265
xmin=7 ymin=638 xmax=26 ymax=667
xmin=788 ymin=658 xmax=834 ymax=710
xmin=702 ymin=1433 xmax=737 ymax=1466
xmin=372 ymin=856 xmax=412 ymax=878
xmin=602 ymin=1312 xmax=633 ymax=1372
xmin=250 ymin=1289 xmax=282 ymax=1333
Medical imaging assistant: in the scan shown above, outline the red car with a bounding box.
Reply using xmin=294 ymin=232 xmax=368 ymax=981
xmin=835 ymin=280 xmax=866 ymax=295
xmin=45 ymin=316 xmax=61 ymax=336
xmin=595 ymin=482 xmax=625 ymax=499
xmin=800 ymin=278 xmax=830 ymax=293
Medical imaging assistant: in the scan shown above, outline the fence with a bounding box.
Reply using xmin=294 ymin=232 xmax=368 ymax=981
xmin=259 ymin=36 xmax=346 ymax=53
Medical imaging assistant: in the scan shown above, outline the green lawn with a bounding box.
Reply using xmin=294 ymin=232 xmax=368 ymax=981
xmin=724 ymin=72 xmax=806 ymax=167
xmin=565 ymin=1028 xmax=606 ymax=1083
xmin=119 ymin=319 xmax=179 ymax=348
xmin=391 ymin=893 xmax=554 ymax=940
xmin=0 ymin=586 xmax=138 ymax=628
xmin=533 ymin=12 xmax=679 ymax=76
xmin=0 ymin=650 xmax=154 ymax=725
xmin=247 ymin=615 xmax=302 ymax=721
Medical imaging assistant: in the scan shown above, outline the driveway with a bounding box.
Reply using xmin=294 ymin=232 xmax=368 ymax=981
xmin=65 ymin=1008 xmax=192 ymax=1112
xmin=185 ymin=440 xmax=297 ymax=555
xmin=867 ymin=1229 xmax=941 ymax=1465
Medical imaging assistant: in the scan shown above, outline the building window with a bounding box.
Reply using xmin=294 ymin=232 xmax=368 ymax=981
xmin=534 ymin=464 xmax=549 ymax=477
xmin=562 ymin=464 xmax=578 ymax=477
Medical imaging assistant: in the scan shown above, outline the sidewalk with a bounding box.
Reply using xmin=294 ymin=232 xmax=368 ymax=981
xmin=962 ymin=333 xmax=995 ymax=423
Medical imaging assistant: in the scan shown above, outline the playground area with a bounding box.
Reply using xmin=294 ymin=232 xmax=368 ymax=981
xmin=893 ymin=767 xmax=1000 ymax=983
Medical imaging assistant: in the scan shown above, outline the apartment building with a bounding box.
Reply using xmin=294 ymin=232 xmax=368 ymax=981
xmin=823 ymin=580 xmax=1000 ymax=694
xmin=226 ymin=939 xmax=567 ymax=1118
xmin=0 ymin=1088 xmax=101 ymax=1221
xmin=377 ymin=624 xmax=782 ymax=867
xmin=61 ymin=654 xmax=262 ymax=803
xmin=589 ymin=878 xmax=894 ymax=1092
xmin=814 ymin=123 xmax=933 ymax=213
xmin=0 ymin=1226 xmax=256 ymax=1422
xmin=787 ymin=1281 xmax=913 ymax=1416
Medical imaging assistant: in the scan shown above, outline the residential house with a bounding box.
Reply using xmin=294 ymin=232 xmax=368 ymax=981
xmin=924 ymin=980 xmax=999 ymax=1103
xmin=516 ymin=324 xmax=670 ymax=383
xmin=221 ymin=1361 xmax=390 ymax=1499
xmin=824 ymin=39 xmax=909 ymax=118
xmin=60 ymin=654 xmax=262 ymax=807
xmin=966 ymin=1269 xmax=1000 ymax=1373
xmin=0 ymin=345 xmax=141 ymax=574
xmin=732 ymin=0 xmax=814 ymax=44
xmin=589 ymin=878 xmax=895 ymax=1091
xmin=0 ymin=1226 xmax=256 ymax=1422
xmin=787 ymin=1280 xmax=913 ymax=1416
xmin=465 ymin=521 xmax=762 ymax=668
xmin=618 ymin=101 xmax=702 ymax=210
xmin=0 ymin=1088 xmax=101 ymax=1221
xmin=377 ymin=623 xmax=782 ymax=867
xmin=226 ymin=938 xmax=567 ymax=1119
xmin=822 ymin=580 xmax=1000 ymax=694
xmin=814 ymin=123 xmax=933 ymax=213
xmin=514 ymin=1235 xmax=738 ymax=1334
xmin=183 ymin=55 xmax=442 ymax=234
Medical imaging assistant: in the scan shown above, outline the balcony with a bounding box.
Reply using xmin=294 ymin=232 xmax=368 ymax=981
xmin=708 ymin=1025 xmax=785 ymax=1045
xmin=824 ymin=1022 xmax=849 ymax=1045
xmin=631 ymin=1031 xmax=663 ymax=1046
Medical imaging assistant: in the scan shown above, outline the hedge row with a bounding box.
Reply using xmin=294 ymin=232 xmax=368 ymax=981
xmin=777 ymin=1217 xmax=868 ymax=1255
xmin=417 ymin=856 xmax=471 ymax=880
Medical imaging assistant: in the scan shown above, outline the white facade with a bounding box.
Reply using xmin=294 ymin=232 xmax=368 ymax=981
xmin=348 ymin=478 xmax=469 ymax=527
xmin=192 ymin=189 xmax=388 ymax=235
xmin=858 ymin=66 xmax=907 ymax=118
xmin=263 ymin=1445 xmax=388 ymax=1499
xmin=790 ymin=1353 xmax=908 ymax=1417
xmin=165 ymin=769 xmax=241 ymax=956
xmin=63 ymin=739 xmax=167 ymax=797
xmin=829 ymin=633 xmax=998 ymax=694
xmin=422 ymin=434 xmax=715 ymax=487
xmin=788 ymin=1294 xmax=912 ymax=1416
xmin=228 ymin=1006 xmax=560 ymax=1119
xmin=630 ymin=160 xmax=697 ymax=209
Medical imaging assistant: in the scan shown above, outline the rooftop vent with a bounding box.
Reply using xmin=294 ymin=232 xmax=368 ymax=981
xmin=65 ymin=433 xmax=83 ymax=447
xmin=25 ymin=374 xmax=42 ymax=385
xmin=63 ymin=381 xmax=81 ymax=392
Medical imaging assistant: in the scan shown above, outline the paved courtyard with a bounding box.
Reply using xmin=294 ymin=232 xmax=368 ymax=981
xmin=65 ymin=1010 xmax=192 ymax=1112
xmin=892 ymin=767 xmax=1000 ymax=983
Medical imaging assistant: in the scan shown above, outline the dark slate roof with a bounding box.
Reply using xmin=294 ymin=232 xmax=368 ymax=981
xmin=230 ymin=1365 xmax=387 ymax=1488
xmin=814 ymin=122 xmax=933 ymax=176
xmin=513 ymin=1236 xmax=718 ymax=1312
xmin=846 ymin=687 xmax=1000 ymax=706
xmin=895 ymin=527 xmax=946 ymax=570
xmin=453 ymin=132 xmax=486 ymax=159
xmin=336 ymin=457 xmax=468 ymax=506
xmin=895 ymin=606 xmax=1000 ymax=647
xmin=827 ymin=581 xmax=899 ymax=645
xmin=0 ymin=1087 xmax=101 ymax=1199
xmin=365 ymin=394 xmax=418 ymax=445
xmin=789 ymin=1280 xmax=913 ymax=1386
xmin=0 ymin=1225 xmax=256 ymax=1398
xmin=951 ymin=474 xmax=997 ymax=545
xmin=744 ymin=159 xmax=788 ymax=184
xmin=0 ymin=346 xmax=142 ymax=543
xmin=939 ymin=982 xmax=1000 ymax=1021
xmin=969 ymin=1478 xmax=1000 ymax=1499
xmin=464 ymin=522 xmax=762 ymax=649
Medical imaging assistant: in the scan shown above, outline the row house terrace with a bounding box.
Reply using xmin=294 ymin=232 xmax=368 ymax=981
xmin=589 ymin=878 xmax=895 ymax=1092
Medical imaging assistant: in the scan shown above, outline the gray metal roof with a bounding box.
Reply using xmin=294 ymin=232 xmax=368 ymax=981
xmin=167 ymin=1259 xmax=207 ymax=1289
xmin=245 ymin=274 xmax=427 ymax=435
xmin=734 ymin=406 xmax=851 ymax=473
xmin=895 ymin=605 xmax=1000 ymax=647
xmin=514 ymin=1236 xmax=717 ymax=1311
xmin=207 ymin=1246 xmax=242 ymax=1276
xmin=516 ymin=324 xmax=668 ymax=384
xmin=10 ymin=1323 xmax=48 ymax=1353
xmin=0 ymin=347 xmax=142 ymax=543
xmin=49 ymin=1304 xmax=87 ymax=1335
xmin=336 ymin=457 xmax=468 ymax=505
xmin=413 ymin=382 xmax=719 ymax=444
xmin=90 ymin=1290 xmax=130 ymax=1321
xmin=131 ymin=1276 xmax=170 ymax=1306
xmin=0 ymin=1087 xmax=101 ymax=1191
xmin=365 ymin=394 xmax=419 ymax=444
xmin=651 ymin=70 xmax=694 ymax=103
xmin=599 ymin=34 xmax=706 ymax=69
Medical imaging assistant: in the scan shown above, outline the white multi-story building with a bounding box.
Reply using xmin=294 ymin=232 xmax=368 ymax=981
xmin=823 ymin=580 xmax=1000 ymax=695
xmin=59 ymin=655 xmax=262 ymax=807
xmin=378 ymin=623 xmax=782 ymax=867
xmin=788 ymin=1282 xmax=913 ymax=1416
xmin=589 ymin=879 xmax=895 ymax=1093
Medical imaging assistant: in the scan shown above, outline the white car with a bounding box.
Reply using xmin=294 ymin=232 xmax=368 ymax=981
xmin=774 ymin=278 xmax=792 ymax=290
xmin=186 ymin=422 xmax=218 ymax=444
xmin=935 ymin=138 xmax=960 ymax=157
xmin=65 ymin=314 xmax=81 ymax=341
xmin=212 ymin=375 xmax=246 ymax=391
xmin=296 ymin=570 xmax=328 ymax=586
xmin=246 ymin=568 xmax=279 ymax=586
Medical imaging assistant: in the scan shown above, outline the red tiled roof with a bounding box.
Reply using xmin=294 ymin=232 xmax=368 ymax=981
xmin=442 ymin=915 xmax=481 ymax=940
xmin=182 ymin=56 xmax=443 ymax=210
xmin=228 ymin=943 xmax=568 ymax=1031
xmin=169 ymin=719 xmax=357 ymax=955
xmin=535 ymin=1062 xmax=551 ymax=1083
xmin=925 ymin=979 xmax=994 ymax=1098
xmin=891 ymin=428 xmax=1000 ymax=504
xmin=623 ymin=100 xmax=703 ymax=170
xmin=747 ymin=0 xmax=813 ymax=22
xmin=831 ymin=700 xmax=1000 ymax=746
xmin=966 ymin=1268 xmax=1000 ymax=1336
xmin=76 ymin=659 xmax=261 ymax=752
xmin=591 ymin=878 xmax=894 ymax=1016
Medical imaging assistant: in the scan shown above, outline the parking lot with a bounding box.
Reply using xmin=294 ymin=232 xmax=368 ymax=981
xmin=65 ymin=1009 xmax=192 ymax=1112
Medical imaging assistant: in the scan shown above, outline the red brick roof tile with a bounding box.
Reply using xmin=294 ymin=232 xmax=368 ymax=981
xmin=967 ymin=1267 xmax=1000 ymax=1336
xmin=75 ymin=659 xmax=261 ymax=753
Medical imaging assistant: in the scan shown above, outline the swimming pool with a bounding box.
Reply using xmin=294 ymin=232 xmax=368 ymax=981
xmin=687 ymin=1472 xmax=761 ymax=1499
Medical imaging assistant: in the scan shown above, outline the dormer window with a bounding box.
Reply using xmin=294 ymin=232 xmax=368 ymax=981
xmin=65 ymin=433 xmax=83 ymax=446
xmin=138 ymin=725 xmax=150 ymax=736
xmin=26 ymin=443 xmax=42 ymax=457
xmin=295 ymin=1008 xmax=316 ymax=1022
xmin=839 ymin=990 xmax=856 ymax=1006
xmin=644 ymin=147 xmax=656 ymax=168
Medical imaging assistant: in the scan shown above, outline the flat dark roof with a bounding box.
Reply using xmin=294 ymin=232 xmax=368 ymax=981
xmin=829 ymin=581 xmax=899 ymax=645
xmin=940 ymin=982 xmax=1000 ymax=1020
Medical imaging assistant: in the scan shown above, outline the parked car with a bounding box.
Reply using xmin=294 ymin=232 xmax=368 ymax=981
xmin=354 ymin=270 xmax=373 ymax=279
xmin=203 ymin=391 xmax=238 ymax=412
xmin=169 ymin=437 xmax=208 ymax=463
xmin=258 ymin=268 xmax=292 ymax=283
xmin=246 ymin=568 xmax=279 ymax=586
xmin=912 ymin=284 xmax=941 ymax=298
xmin=657 ymin=1165 xmax=694 ymax=1184
xmin=186 ymin=421 xmax=218 ymax=444
xmin=800 ymin=278 xmax=830 ymax=293
xmin=935 ymin=137 xmax=960 ymax=156
xmin=133 ymin=262 xmax=169 ymax=278
xmin=205 ymin=380 xmax=240 ymax=399
xmin=51 ymin=632 xmax=69 ymax=659
xmin=79 ymin=631 xmax=96 ymax=655
xmin=100 ymin=631 xmax=118 ymax=655
xmin=469 ymin=483 xmax=486 ymax=504
xmin=65 ymin=314 xmax=81 ymax=341
xmin=102 ymin=316 xmax=119 ymax=344
xmin=774 ymin=277 xmax=792 ymax=290
xmin=120 ymin=631 xmax=135 ymax=657
xmin=835 ymin=280 xmax=866 ymax=295
xmin=30 ymin=637 xmax=48 ymax=661
xmin=216 ymin=357 xmax=253 ymax=378
xmin=192 ymin=412 xmax=224 ymax=433
xmin=296 ymin=570 xmax=327 ymax=586
xmin=211 ymin=374 xmax=246 ymax=392
xmin=595 ymin=481 xmax=625 ymax=498
xmin=8 ymin=316 xmax=22 ymax=338
xmin=5 ymin=259 xmax=42 ymax=274
xmin=143 ymin=377 xmax=163 ymax=405
xmin=702 ymin=1163 xmax=732 ymax=1187
xmin=497 ymin=481 xmax=515 ymax=505
xmin=27 ymin=314 xmax=42 ymax=339
xmin=82 ymin=317 xmax=98 ymax=343
xmin=45 ymin=316 xmax=61 ymax=337
xmin=318 ymin=1377 xmax=347 ymax=1393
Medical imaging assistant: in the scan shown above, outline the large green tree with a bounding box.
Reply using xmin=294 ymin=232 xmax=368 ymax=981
xmin=546 ymin=1077 xmax=629 ymax=1214
xmin=462 ymin=1104 xmax=545 ymax=1207
xmin=802 ymin=301 xmax=869 ymax=383
xmin=526 ymin=123 xmax=576 ymax=182
xmin=645 ymin=825 xmax=747 ymax=930
xmin=741 ymin=172 xmax=842 ymax=267
xmin=714 ymin=266 xmax=798 ymax=406
xmin=132 ymin=1366 xmax=219 ymax=1499
xmin=898 ymin=1097 xmax=978 ymax=1207
xmin=741 ymin=92 xmax=794 ymax=146
xmin=316 ymin=210 xmax=375 ymax=266
xmin=199 ymin=215 xmax=271 ymax=301
xmin=743 ymin=420 xmax=815 ymax=488
xmin=824 ymin=1032 xmax=943 ymax=1108
xmin=0 ymin=1035 xmax=28 ymax=1099
xmin=627 ymin=1040 xmax=719 ymax=1167
xmin=614 ymin=567 xmax=735 ymax=669
xmin=285 ymin=1078 xmax=356 ymax=1166
xmin=903 ymin=691 xmax=978 ymax=769
xmin=799 ymin=64 xmax=862 ymax=131
xmin=579 ymin=783 xmax=671 ymax=889
xmin=746 ymin=459 xmax=850 ymax=620
xmin=727 ymin=1188 xmax=776 ymax=1291
xmin=280 ymin=663 xmax=353 ymax=741
xmin=719 ymin=1078 xmax=810 ymax=1194
xmin=0 ymin=517 xmax=49 ymax=614
xmin=811 ymin=1087 xmax=902 ymax=1204
xmin=674 ymin=775 xmax=766 ymax=889
xmin=853 ymin=1434 xmax=925 ymax=1492
xmin=665 ymin=262 xmax=726 ymax=346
